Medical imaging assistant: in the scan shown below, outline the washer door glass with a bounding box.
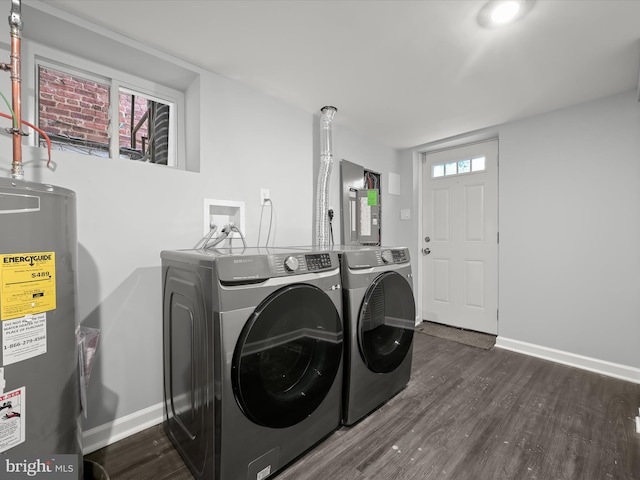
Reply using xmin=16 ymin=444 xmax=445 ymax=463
xmin=232 ymin=284 xmax=343 ymax=428
xmin=358 ymin=271 xmax=415 ymax=373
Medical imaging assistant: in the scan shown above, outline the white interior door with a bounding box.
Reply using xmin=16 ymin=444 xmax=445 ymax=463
xmin=421 ymin=140 xmax=498 ymax=334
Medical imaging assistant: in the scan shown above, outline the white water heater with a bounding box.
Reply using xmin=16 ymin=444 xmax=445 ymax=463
xmin=0 ymin=177 xmax=82 ymax=475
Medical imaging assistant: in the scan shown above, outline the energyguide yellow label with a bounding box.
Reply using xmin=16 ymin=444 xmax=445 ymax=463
xmin=0 ymin=252 xmax=56 ymax=321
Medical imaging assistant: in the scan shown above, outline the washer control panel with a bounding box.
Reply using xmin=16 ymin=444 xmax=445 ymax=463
xmin=203 ymin=249 xmax=340 ymax=283
xmin=305 ymin=253 xmax=333 ymax=271
xmin=273 ymin=252 xmax=337 ymax=276
xmin=283 ymin=256 xmax=300 ymax=272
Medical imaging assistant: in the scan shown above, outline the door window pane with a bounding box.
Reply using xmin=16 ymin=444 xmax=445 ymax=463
xmin=445 ymin=162 xmax=457 ymax=176
xmin=472 ymin=156 xmax=486 ymax=172
xmin=458 ymin=159 xmax=471 ymax=174
xmin=430 ymin=156 xmax=487 ymax=179
xmin=432 ymin=164 xmax=444 ymax=178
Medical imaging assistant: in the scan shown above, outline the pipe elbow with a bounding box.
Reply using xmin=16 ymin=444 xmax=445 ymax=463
xmin=8 ymin=0 xmax=22 ymax=32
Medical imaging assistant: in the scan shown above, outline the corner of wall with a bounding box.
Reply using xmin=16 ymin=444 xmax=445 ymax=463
xmin=185 ymin=75 xmax=201 ymax=173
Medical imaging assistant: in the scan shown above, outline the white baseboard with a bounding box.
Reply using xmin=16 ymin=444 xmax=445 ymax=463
xmin=495 ymin=337 xmax=640 ymax=385
xmin=82 ymin=338 xmax=640 ymax=454
xmin=82 ymin=401 xmax=164 ymax=454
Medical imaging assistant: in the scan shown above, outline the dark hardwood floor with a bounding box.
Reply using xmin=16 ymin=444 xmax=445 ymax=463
xmin=85 ymin=332 xmax=640 ymax=479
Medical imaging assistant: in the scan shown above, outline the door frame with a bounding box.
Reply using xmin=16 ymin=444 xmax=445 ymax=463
xmin=413 ymin=132 xmax=499 ymax=329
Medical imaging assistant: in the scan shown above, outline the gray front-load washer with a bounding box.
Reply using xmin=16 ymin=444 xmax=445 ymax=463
xmin=161 ymin=247 xmax=343 ymax=480
xmin=339 ymin=246 xmax=415 ymax=426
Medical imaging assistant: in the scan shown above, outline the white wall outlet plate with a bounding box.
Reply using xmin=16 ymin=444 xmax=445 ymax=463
xmin=260 ymin=189 xmax=270 ymax=205
xmin=203 ymin=199 xmax=245 ymax=236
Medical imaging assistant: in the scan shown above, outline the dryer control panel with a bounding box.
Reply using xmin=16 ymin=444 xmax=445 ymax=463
xmin=379 ymin=249 xmax=409 ymax=265
xmin=344 ymin=247 xmax=410 ymax=269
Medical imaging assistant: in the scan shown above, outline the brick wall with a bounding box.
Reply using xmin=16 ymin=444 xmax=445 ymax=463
xmin=38 ymin=66 xmax=149 ymax=151
xmin=38 ymin=67 xmax=110 ymax=145
xmin=119 ymin=94 xmax=149 ymax=150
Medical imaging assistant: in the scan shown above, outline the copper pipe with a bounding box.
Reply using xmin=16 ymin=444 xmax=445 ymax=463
xmin=9 ymin=0 xmax=23 ymax=179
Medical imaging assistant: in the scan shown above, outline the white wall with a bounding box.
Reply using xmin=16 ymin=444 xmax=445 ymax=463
xmin=498 ymin=90 xmax=640 ymax=369
xmin=0 ymin=16 xmax=406 ymax=442
xmin=407 ymin=91 xmax=640 ymax=377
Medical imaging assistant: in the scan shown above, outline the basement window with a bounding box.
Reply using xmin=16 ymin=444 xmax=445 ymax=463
xmin=431 ymin=156 xmax=486 ymax=179
xmin=36 ymin=60 xmax=178 ymax=166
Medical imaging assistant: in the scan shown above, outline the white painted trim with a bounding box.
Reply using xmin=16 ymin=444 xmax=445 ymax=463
xmin=495 ymin=337 xmax=640 ymax=385
xmin=82 ymin=402 xmax=164 ymax=455
xmin=637 ymin=52 xmax=640 ymax=101
xmin=413 ymin=150 xmax=424 ymax=323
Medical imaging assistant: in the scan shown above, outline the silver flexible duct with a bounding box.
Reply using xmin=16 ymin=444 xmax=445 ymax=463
xmin=314 ymin=106 xmax=337 ymax=247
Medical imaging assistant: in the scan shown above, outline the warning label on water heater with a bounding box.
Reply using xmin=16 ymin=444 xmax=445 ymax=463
xmin=0 ymin=252 xmax=56 ymax=321
xmin=2 ymin=313 xmax=47 ymax=366
xmin=0 ymin=386 xmax=25 ymax=453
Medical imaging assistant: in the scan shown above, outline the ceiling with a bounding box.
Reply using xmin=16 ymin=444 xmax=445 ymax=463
xmin=40 ymin=0 xmax=640 ymax=149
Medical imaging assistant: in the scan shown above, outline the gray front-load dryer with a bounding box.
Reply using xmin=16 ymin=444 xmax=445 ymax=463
xmin=339 ymin=246 xmax=415 ymax=426
xmin=161 ymin=247 xmax=343 ymax=480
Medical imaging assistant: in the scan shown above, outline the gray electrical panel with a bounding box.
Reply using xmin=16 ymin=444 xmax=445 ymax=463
xmin=340 ymin=159 xmax=381 ymax=246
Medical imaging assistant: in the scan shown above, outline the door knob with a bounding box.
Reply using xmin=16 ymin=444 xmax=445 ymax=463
xmin=422 ymin=248 xmax=431 ymax=255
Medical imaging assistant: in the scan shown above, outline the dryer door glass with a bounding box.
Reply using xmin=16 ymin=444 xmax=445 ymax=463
xmin=232 ymin=284 xmax=343 ymax=428
xmin=358 ymin=271 xmax=415 ymax=373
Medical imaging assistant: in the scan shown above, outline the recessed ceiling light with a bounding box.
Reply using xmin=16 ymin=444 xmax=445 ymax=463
xmin=478 ymin=0 xmax=535 ymax=28
xmin=491 ymin=1 xmax=520 ymax=24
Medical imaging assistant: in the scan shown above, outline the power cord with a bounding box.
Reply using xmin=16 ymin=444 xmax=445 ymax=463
xmin=328 ymin=208 xmax=334 ymax=246
xmin=257 ymin=198 xmax=274 ymax=247
xmin=227 ymin=224 xmax=247 ymax=249
xmin=194 ymin=224 xmax=218 ymax=249
xmin=198 ymin=223 xmax=247 ymax=250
